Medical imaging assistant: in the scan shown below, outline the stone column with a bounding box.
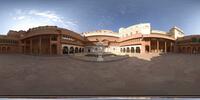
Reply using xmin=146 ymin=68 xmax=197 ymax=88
xmin=57 ymin=34 xmax=62 ymax=55
xmin=164 ymin=41 xmax=167 ymax=53
xmin=30 ymin=39 xmax=32 ymax=55
xmin=157 ymin=40 xmax=159 ymax=53
xmin=170 ymin=42 xmax=173 ymax=52
xmin=39 ymin=36 xmax=42 ymax=55
xmin=149 ymin=40 xmax=151 ymax=53
xmin=5 ymin=46 xmax=7 ymax=53
xmin=49 ymin=35 xmax=52 ymax=55
xmin=141 ymin=42 xmax=146 ymax=53
xmin=24 ymin=40 xmax=26 ymax=54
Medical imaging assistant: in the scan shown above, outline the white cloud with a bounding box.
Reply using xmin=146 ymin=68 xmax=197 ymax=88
xmin=10 ymin=9 xmax=79 ymax=32
xmin=28 ymin=10 xmax=62 ymax=22
xmin=13 ymin=16 xmax=26 ymax=20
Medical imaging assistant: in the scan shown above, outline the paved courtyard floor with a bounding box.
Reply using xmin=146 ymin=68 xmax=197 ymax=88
xmin=0 ymin=53 xmax=200 ymax=96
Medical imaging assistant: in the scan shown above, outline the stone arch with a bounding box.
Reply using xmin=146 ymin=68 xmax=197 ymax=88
xmin=79 ymin=48 xmax=82 ymax=53
xmin=131 ymin=47 xmax=134 ymax=53
xmin=182 ymin=47 xmax=185 ymax=53
xmin=63 ymin=46 xmax=68 ymax=54
xmin=88 ymin=48 xmax=91 ymax=53
xmin=178 ymin=47 xmax=182 ymax=53
xmin=187 ymin=47 xmax=191 ymax=53
xmin=75 ymin=47 xmax=78 ymax=53
xmin=123 ymin=48 xmax=125 ymax=53
xmin=82 ymin=48 xmax=84 ymax=53
xmin=95 ymin=48 xmax=98 ymax=52
xmin=2 ymin=47 xmax=6 ymax=53
xmin=7 ymin=47 xmax=10 ymax=53
xmin=136 ymin=47 xmax=140 ymax=53
xmin=126 ymin=47 xmax=130 ymax=53
xmin=120 ymin=48 xmax=123 ymax=52
xmin=69 ymin=47 xmax=74 ymax=54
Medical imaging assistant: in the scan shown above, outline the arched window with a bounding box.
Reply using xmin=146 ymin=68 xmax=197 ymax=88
xmin=51 ymin=35 xmax=57 ymax=41
xmin=120 ymin=48 xmax=123 ymax=52
xmin=131 ymin=47 xmax=134 ymax=53
xmin=126 ymin=47 xmax=130 ymax=53
xmin=136 ymin=47 xmax=140 ymax=53
xmin=192 ymin=38 xmax=197 ymax=43
xmin=123 ymin=48 xmax=125 ymax=53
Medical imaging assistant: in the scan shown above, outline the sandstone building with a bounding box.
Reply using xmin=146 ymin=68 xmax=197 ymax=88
xmin=0 ymin=23 xmax=199 ymax=55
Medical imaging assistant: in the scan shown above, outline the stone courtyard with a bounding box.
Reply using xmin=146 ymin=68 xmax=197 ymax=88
xmin=0 ymin=53 xmax=200 ymax=96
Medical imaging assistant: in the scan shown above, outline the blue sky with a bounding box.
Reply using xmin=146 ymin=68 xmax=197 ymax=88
xmin=0 ymin=0 xmax=200 ymax=35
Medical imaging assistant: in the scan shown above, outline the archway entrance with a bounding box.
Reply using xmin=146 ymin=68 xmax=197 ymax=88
xmin=2 ymin=47 xmax=6 ymax=53
xmin=70 ymin=47 xmax=74 ymax=54
xmin=75 ymin=47 xmax=78 ymax=53
xmin=145 ymin=45 xmax=149 ymax=52
xmin=198 ymin=47 xmax=200 ymax=53
xmin=7 ymin=47 xmax=10 ymax=53
xmin=63 ymin=46 xmax=68 ymax=54
xmin=187 ymin=47 xmax=191 ymax=53
xmin=79 ymin=48 xmax=82 ymax=53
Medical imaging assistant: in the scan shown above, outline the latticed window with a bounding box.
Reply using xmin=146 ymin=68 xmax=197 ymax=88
xmin=191 ymin=38 xmax=197 ymax=43
xmin=51 ymin=35 xmax=57 ymax=41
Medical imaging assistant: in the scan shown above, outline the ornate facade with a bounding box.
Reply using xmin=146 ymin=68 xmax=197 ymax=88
xmin=0 ymin=23 xmax=199 ymax=55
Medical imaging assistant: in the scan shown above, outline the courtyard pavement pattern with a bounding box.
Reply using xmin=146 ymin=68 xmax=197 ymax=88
xmin=0 ymin=53 xmax=200 ymax=96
